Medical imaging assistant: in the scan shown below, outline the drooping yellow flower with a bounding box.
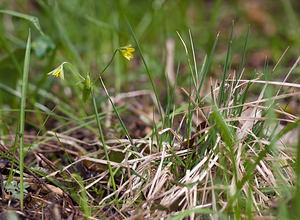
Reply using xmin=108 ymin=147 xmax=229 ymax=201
xmin=120 ymin=45 xmax=135 ymax=61
xmin=47 ymin=62 xmax=66 ymax=80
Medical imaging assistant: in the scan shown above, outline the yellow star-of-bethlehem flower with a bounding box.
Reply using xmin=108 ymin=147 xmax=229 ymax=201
xmin=120 ymin=45 xmax=135 ymax=61
xmin=47 ymin=62 xmax=66 ymax=80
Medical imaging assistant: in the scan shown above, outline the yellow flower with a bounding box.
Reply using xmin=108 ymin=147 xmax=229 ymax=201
xmin=47 ymin=62 xmax=66 ymax=80
xmin=120 ymin=45 xmax=135 ymax=61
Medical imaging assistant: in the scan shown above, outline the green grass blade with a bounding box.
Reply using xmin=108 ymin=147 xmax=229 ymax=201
xmin=99 ymin=77 xmax=138 ymax=154
xmin=125 ymin=18 xmax=164 ymax=121
xmin=185 ymin=79 xmax=193 ymax=169
xmin=229 ymin=119 xmax=300 ymax=209
xmin=113 ymin=12 xmax=122 ymax=93
xmin=91 ymin=89 xmax=116 ymax=191
xmin=0 ymin=9 xmax=44 ymax=35
xmin=75 ymin=174 xmax=91 ymax=219
xmin=211 ymin=104 xmax=239 ymax=214
xmin=217 ymin=22 xmax=234 ymax=108
xmin=237 ymin=25 xmax=250 ymax=80
xmin=197 ymin=33 xmax=219 ymax=103
xmin=19 ymin=29 xmax=31 ymax=211
xmin=211 ymin=104 xmax=236 ymax=149
xmin=233 ymin=26 xmax=250 ymax=106
xmin=170 ymin=207 xmax=226 ymax=220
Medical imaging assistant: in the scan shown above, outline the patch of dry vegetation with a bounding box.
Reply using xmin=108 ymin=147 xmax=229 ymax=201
xmin=1 ymin=61 xmax=299 ymax=219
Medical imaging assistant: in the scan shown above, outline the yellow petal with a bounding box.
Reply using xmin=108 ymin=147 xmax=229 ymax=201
xmin=47 ymin=63 xmax=65 ymax=80
xmin=120 ymin=45 xmax=135 ymax=61
xmin=127 ymin=47 xmax=135 ymax=52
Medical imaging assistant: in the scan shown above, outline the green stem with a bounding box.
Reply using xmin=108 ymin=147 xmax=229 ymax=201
xmin=19 ymin=30 xmax=31 ymax=211
xmin=99 ymin=77 xmax=138 ymax=153
xmin=91 ymin=89 xmax=116 ymax=191
xmin=92 ymin=50 xmax=118 ymax=87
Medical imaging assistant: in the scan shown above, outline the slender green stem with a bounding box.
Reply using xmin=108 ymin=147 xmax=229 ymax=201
xmin=92 ymin=50 xmax=118 ymax=87
xmin=99 ymin=77 xmax=138 ymax=153
xmin=91 ymin=89 xmax=116 ymax=191
xmin=19 ymin=30 xmax=31 ymax=211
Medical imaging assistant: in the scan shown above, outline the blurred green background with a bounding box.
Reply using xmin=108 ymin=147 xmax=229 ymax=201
xmin=1 ymin=0 xmax=300 ymax=109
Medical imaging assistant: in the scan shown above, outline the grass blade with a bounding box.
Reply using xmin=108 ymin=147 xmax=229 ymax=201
xmin=217 ymin=22 xmax=234 ymax=108
xmin=197 ymin=33 xmax=219 ymax=102
xmin=125 ymin=18 xmax=164 ymax=121
xmin=99 ymin=77 xmax=138 ymax=154
xmin=170 ymin=207 xmax=226 ymax=220
xmin=19 ymin=29 xmax=31 ymax=211
xmin=91 ymin=89 xmax=116 ymax=191
xmin=0 ymin=10 xmax=44 ymax=35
